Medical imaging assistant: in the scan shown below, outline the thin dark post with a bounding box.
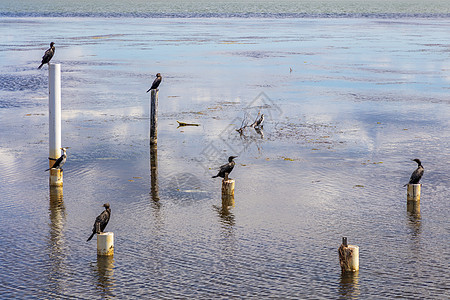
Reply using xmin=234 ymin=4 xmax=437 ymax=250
xmin=150 ymin=145 xmax=159 ymax=202
xmin=150 ymin=89 xmax=158 ymax=145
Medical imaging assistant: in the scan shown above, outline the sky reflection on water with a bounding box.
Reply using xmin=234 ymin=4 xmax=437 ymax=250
xmin=0 ymin=17 xmax=449 ymax=299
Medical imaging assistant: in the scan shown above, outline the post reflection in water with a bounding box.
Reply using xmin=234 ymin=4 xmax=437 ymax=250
xmin=150 ymin=144 xmax=160 ymax=203
xmin=93 ymin=255 xmax=115 ymax=298
xmin=338 ymin=271 xmax=360 ymax=299
xmin=47 ymin=186 xmax=67 ymax=293
xmin=214 ymin=194 xmax=236 ymax=228
xmin=407 ymin=200 xmax=420 ymax=216
xmin=406 ymin=200 xmax=422 ymax=252
xmin=150 ymin=144 xmax=164 ymax=231
xmin=407 ymin=200 xmax=421 ymax=237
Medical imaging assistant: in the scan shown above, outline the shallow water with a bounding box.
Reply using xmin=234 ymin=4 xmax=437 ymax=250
xmin=0 ymin=17 xmax=449 ymax=299
xmin=1 ymin=0 xmax=450 ymax=17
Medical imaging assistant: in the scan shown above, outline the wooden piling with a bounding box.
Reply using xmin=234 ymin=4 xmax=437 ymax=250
xmin=221 ymin=174 xmax=235 ymax=196
xmin=97 ymin=232 xmax=114 ymax=256
xmin=150 ymin=89 xmax=158 ymax=146
xmin=407 ymin=184 xmax=421 ymax=201
xmin=49 ymin=64 xmax=62 ymax=186
xmin=338 ymin=237 xmax=359 ymax=272
xmin=150 ymin=144 xmax=159 ymax=202
xmin=49 ymin=168 xmax=63 ymax=187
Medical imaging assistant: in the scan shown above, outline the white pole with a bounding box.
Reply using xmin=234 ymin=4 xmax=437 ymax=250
xmin=49 ymin=63 xmax=61 ymax=162
xmin=48 ymin=64 xmax=63 ymax=186
xmin=97 ymin=232 xmax=114 ymax=256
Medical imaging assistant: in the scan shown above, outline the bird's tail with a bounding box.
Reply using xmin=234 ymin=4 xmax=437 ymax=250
xmin=146 ymin=88 xmax=151 ymax=93
xmin=45 ymin=168 xmax=50 ymax=172
xmin=212 ymin=175 xmax=218 ymax=178
xmin=38 ymin=63 xmax=44 ymax=69
xmin=87 ymin=232 xmax=95 ymax=242
xmin=403 ymin=183 xmax=407 ymax=187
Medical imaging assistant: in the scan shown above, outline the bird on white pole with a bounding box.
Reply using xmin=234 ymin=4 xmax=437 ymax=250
xmin=38 ymin=42 xmax=55 ymax=69
xmin=45 ymin=147 xmax=68 ymax=171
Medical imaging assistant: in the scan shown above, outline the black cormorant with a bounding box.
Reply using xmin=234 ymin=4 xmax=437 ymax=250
xmin=45 ymin=147 xmax=67 ymax=171
xmin=146 ymin=73 xmax=162 ymax=92
xmin=404 ymin=158 xmax=424 ymax=186
xmin=87 ymin=203 xmax=111 ymax=242
xmin=212 ymin=156 xmax=237 ymax=178
xmin=38 ymin=42 xmax=55 ymax=69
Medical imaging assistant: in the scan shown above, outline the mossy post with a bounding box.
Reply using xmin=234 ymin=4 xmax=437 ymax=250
xmin=49 ymin=64 xmax=62 ymax=186
xmin=97 ymin=232 xmax=114 ymax=256
xmin=338 ymin=237 xmax=359 ymax=272
xmin=407 ymin=184 xmax=421 ymax=201
xmin=150 ymin=89 xmax=158 ymax=146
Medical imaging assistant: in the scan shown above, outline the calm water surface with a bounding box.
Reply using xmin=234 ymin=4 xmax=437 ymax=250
xmin=0 ymin=13 xmax=449 ymax=300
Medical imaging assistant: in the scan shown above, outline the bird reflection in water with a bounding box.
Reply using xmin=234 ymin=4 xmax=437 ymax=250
xmin=213 ymin=194 xmax=237 ymax=261
xmin=47 ymin=186 xmax=67 ymax=293
xmin=214 ymin=194 xmax=236 ymax=228
xmin=93 ymin=256 xmax=115 ymax=298
xmin=338 ymin=271 xmax=360 ymax=299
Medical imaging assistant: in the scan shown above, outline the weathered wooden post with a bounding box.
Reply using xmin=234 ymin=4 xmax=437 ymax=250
xmin=406 ymin=184 xmax=421 ymax=201
xmin=97 ymin=232 xmax=114 ymax=256
xmin=221 ymin=173 xmax=235 ymax=197
xmin=338 ymin=237 xmax=359 ymax=272
xmin=150 ymin=89 xmax=158 ymax=146
xmin=49 ymin=63 xmax=63 ymax=186
xmin=150 ymin=144 xmax=159 ymax=202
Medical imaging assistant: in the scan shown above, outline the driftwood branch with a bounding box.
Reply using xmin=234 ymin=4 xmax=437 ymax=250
xmin=236 ymin=111 xmax=265 ymax=138
xmin=250 ymin=111 xmax=264 ymax=129
xmin=177 ymin=120 xmax=200 ymax=128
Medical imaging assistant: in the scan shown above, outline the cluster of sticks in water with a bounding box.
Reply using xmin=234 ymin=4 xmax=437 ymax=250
xmin=236 ymin=111 xmax=265 ymax=135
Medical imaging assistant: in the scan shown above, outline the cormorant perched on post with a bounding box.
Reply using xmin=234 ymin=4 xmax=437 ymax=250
xmin=212 ymin=156 xmax=237 ymax=178
xmin=146 ymin=73 xmax=162 ymax=92
xmin=404 ymin=159 xmax=424 ymax=186
xmin=87 ymin=203 xmax=111 ymax=242
xmin=45 ymin=147 xmax=67 ymax=171
xmin=38 ymin=42 xmax=55 ymax=69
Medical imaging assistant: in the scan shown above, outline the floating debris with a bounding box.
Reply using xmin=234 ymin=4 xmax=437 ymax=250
xmin=177 ymin=121 xmax=200 ymax=127
xmin=282 ymin=157 xmax=295 ymax=161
